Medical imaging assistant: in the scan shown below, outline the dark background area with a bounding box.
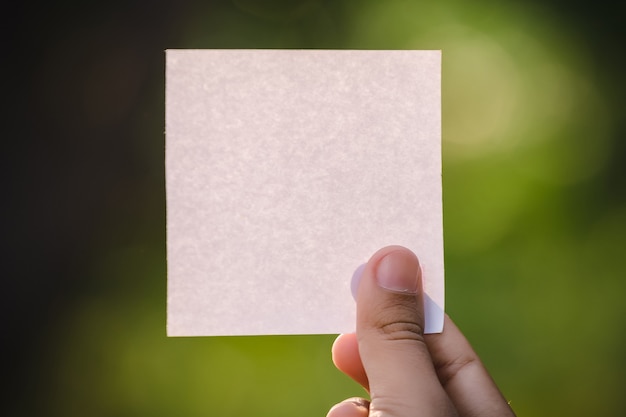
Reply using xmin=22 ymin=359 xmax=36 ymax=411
xmin=3 ymin=1 xmax=625 ymax=416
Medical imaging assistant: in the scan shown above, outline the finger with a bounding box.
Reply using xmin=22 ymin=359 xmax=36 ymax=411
xmin=356 ymin=246 xmax=457 ymax=417
xmin=331 ymin=333 xmax=369 ymax=390
xmin=425 ymin=315 xmax=516 ymax=416
xmin=333 ymin=295 xmax=516 ymax=416
xmin=326 ymin=398 xmax=370 ymax=417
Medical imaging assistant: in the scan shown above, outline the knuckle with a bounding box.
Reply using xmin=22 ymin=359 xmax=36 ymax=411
xmin=434 ymin=354 xmax=477 ymax=387
xmin=377 ymin=320 xmax=425 ymax=342
xmin=370 ymin=298 xmax=426 ymax=342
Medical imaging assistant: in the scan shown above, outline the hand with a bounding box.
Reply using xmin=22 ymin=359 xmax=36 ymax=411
xmin=327 ymin=246 xmax=516 ymax=417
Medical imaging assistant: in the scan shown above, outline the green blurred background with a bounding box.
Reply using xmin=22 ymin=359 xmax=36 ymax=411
xmin=3 ymin=0 xmax=625 ymax=416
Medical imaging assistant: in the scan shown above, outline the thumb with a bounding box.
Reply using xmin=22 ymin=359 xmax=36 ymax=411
xmin=356 ymin=246 xmax=457 ymax=417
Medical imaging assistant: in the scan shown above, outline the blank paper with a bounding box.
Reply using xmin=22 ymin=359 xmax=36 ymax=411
xmin=166 ymin=49 xmax=444 ymax=336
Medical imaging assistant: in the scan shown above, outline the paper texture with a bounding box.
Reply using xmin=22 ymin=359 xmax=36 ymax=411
xmin=166 ymin=49 xmax=444 ymax=336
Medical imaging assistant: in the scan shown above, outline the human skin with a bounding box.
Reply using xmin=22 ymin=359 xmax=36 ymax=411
xmin=327 ymin=246 xmax=516 ymax=417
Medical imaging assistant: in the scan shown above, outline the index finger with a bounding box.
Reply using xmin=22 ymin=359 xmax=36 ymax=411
xmin=425 ymin=315 xmax=516 ymax=416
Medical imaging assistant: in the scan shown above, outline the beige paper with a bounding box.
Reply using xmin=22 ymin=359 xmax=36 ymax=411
xmin=166 ymin=49 xmax=444 ymax=336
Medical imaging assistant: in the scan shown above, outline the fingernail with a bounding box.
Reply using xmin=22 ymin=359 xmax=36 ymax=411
xmin=326 ymin=399 xmax=369 ymax=417
xmin=375 ymin=250 xmax=420 ymax=293
xmin=350 ymin=263 xmax=366 ymax=300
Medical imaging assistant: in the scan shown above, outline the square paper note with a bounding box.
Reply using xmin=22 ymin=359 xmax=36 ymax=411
xmin=166 ymin=50 xmax=444 ymax=336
